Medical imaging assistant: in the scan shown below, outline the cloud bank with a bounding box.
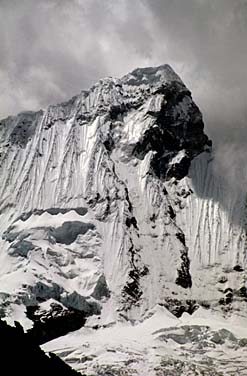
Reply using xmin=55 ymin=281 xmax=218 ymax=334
xmin=0 ymin=0 xmax=246 ymax=150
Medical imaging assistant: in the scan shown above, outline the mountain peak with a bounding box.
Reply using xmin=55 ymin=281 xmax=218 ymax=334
xmin=122 ymin=63 xmax=183 ymax=87
xmin=0 ymin=64 xmax=246 ymax=375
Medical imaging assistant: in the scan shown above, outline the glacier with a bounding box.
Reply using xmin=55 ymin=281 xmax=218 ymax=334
xmin=0 ymin=64 xmax=247 ymax=374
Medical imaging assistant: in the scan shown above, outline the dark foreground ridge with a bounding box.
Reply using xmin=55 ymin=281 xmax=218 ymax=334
xmin=0 ymin=319 xmax=83 ymax=376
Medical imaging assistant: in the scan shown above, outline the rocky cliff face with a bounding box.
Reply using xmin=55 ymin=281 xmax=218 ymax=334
xmin=0 ymin=65 xmax=247 ymax=374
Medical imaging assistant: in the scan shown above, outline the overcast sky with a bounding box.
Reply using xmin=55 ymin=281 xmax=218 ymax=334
xmin=0 ymin=0 xmax=246 ymax=148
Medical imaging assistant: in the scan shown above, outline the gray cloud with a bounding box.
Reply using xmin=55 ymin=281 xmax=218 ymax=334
xmin=141 ymin=0 xmax=247 ymax=145
xmin=0 ymin=0 xmax=246 ymax=151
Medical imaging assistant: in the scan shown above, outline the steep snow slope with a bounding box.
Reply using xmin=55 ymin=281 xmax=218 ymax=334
xmin=0 ymin=64 xmax=247 ymax=373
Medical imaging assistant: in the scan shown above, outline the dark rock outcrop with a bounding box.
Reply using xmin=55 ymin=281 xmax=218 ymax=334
xmin=26 ymin=303 xmax=87 ymax=345
xmin=0 ymin=319 xmax=82 ymax=375
xmin=133 ymin=80 xmax=211 ymax=181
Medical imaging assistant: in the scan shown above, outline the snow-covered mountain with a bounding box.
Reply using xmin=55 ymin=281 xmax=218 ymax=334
xmin=1 ymin=64 xmax=247 ymax=375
